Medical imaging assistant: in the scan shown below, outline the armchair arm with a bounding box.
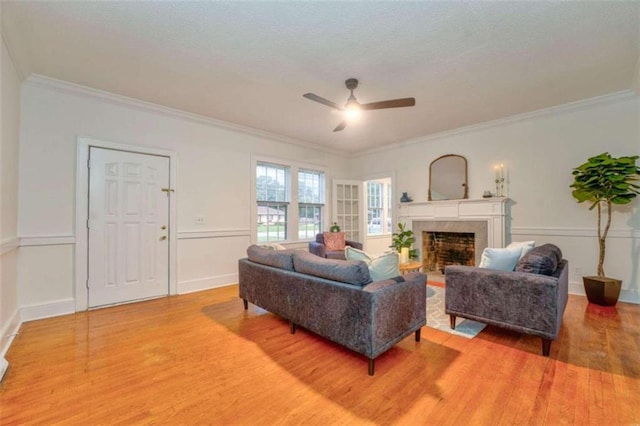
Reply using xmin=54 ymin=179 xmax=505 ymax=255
xmin=308 ymin=241 xmax=326 ymax=258
xmin=346 ymin=240 xmax=363 ymax=250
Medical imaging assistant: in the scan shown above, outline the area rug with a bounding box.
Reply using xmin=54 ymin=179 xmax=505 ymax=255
xmin=426 ymin=285 xmax=486 ymax=339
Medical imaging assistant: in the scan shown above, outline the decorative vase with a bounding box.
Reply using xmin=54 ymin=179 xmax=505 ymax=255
xmin=583 ymin=276 xmax=622 ymax=306
xmin=400 ymin=192 xmax=412 ymax=203
xmin=329 ymin=222 xmax=341 ymax=233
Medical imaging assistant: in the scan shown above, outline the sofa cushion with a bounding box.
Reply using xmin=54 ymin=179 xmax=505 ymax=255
xmin=247 ymin=245 xmax=295 ymax=271
xmin=345 ymin=247 xmax=400 ymax=281
xmin=323 ymin=232 xmax=346 ymax=250
xmin=478 ymin=246 xmax=523 ymax=271
xmin=507 ymin=240 xmax=536 ymax=260
xmin=515 ymin=243 xmax=562 ymax=276
xmin=293 ymin=250 xmax=371 ymax=286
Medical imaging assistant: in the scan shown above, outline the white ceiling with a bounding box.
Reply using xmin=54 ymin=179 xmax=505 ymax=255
xmin=2 ymin=1 xmax=639 ymax=153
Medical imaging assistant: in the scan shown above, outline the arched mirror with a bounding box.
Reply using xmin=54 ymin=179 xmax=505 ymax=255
xmin=428 ymin=154 xmax=468 ymax=201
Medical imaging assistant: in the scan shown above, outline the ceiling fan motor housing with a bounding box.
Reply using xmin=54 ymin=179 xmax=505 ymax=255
xmin=345 ymin=78 xmax=359 ymax=90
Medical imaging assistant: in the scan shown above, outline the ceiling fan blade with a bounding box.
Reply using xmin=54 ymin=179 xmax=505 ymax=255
xmin=303 ymin=93 xmax=343 ymax=110
xmin=360 ymin=97 xmax=416 ymax=110
xmin=333 ymin=121 xmax=347 ymax=132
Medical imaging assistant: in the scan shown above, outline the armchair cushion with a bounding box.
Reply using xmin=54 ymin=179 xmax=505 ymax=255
xmin=323 ymin=232 xmax=346 ymax=250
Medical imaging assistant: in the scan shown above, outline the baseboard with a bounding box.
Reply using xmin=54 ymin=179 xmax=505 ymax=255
xmin=178 ymin=273 xmax=238 ymax=294
xmin=0 ymin=357 xmax=8 ymax=383
xmin=20 ymin=298 xmax=75 ymax=322
xmin=1 ymin=309 xmax=21 ymax=358
xmin=569 ymin=280 xmax=639 ymax=304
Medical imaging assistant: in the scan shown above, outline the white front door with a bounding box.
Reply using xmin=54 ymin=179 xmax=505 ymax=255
xmin=88 ymin=147 xmax=170 ymax=308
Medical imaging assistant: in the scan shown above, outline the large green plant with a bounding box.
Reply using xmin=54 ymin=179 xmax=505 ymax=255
xmin=390 ymin=222 xmax=417 ymax=259
xmin=570 ymin=152 xmax=640 ymax=277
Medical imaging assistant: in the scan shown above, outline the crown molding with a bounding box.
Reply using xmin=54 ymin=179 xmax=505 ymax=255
xmin=23 ymin=74 xmax=347 ymax=156
xmin=355 ymin=90 xmax=639 ymax=158
xmin=1 ymin=30 xmax=28 ymax=81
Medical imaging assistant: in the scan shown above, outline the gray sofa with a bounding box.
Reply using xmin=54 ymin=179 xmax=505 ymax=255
xmin=239 ymin=245 xmax=427 ymax=375
xmin=444 ymin=244 xmax=568 ymax=356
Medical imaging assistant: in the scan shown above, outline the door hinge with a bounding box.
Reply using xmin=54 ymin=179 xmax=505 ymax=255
xmin=86 ymin=219 xmax=90 ymax=229
xmin=87 ymin=159 xmax=91 ymax=169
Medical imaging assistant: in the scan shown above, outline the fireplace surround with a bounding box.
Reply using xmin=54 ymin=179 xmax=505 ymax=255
xmin=398 ymin=198 xmax=508 ymax=270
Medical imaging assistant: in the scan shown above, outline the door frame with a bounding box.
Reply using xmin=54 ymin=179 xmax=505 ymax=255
xmin=75 ymin=137 xmax=178 ymax=311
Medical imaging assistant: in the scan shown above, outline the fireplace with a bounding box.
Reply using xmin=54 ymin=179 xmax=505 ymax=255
xmin=423 ymin=231 xmax=475 ymax=273
xmin=398 ymin=198 xmax=508 ymax=273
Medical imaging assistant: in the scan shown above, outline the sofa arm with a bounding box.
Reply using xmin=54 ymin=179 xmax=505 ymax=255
xmin=444 ymin=265 xmax=567 ymax=339
xmin=346 ymin=240 xmax=363 ymax=250
xmin=308 ymin=241 xmax=326 ymax=258
xmin=364 ymin=272 xmax=427 ymax=357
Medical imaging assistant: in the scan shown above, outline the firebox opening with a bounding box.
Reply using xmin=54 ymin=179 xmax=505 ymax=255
xmin=422 ymin=231 xmax=475 ymax=274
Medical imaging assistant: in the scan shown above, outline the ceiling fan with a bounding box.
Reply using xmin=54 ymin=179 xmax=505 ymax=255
xmin=303 ymin=78 xmax=416 ymax=132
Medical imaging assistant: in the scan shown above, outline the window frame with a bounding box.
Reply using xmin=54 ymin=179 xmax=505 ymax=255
xmin=252 ymin=156 xmax=326 ymax=244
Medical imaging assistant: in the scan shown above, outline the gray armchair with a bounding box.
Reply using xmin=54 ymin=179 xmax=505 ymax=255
xmin=308 ymin=233 xmax=363 ymax=260
xmin=444 ymin=244 xmax=568 ymax=356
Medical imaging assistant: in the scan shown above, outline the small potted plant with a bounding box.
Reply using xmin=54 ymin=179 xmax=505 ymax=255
xmin=390 ymin=222 xmax=417 ymax=263
xmin=570 ymin=152 xmax=640 ymax=306
xmin=329 ymin=222 xmax=341 ymax=232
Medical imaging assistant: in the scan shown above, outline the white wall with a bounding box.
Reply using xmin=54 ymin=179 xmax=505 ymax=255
xmin=351 ymin=93 xmax=640 ymax=303
xmin=1 ymin=33 xmax=22 ymax=355
xmin=17 ymin=77 xmax=350 ymax=315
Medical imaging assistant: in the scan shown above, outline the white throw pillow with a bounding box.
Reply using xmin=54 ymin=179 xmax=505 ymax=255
xmin=507 ymin=240 xmax=536 ymax=260
xmin=345 ymin=247 xmax=400 ymax=281
xmin=478 ymin=246 xmax=523 ymax=271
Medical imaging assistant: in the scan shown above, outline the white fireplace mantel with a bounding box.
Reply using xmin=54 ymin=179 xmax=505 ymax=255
xmin=398 ymin=198 xmax=509 ymax=250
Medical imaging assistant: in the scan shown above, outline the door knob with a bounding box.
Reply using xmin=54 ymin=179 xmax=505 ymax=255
xmin=160 ymin=236 xmax=167 ymax=241
xmin=160 ymin=225 xmax=167 ymax=230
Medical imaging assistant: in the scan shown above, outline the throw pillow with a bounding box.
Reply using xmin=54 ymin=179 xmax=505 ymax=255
xmin=507 ymin=240 xmax=536 ymax=260
xmin=323 ymin=232 xmax=346 ymax=251
xmin=345 ymin=247 xmax=400 ymax=281
xmin=515 ymin=243 xmax=562 ymax=276
xmin=478 ymin=246 xmax=523 ymax=271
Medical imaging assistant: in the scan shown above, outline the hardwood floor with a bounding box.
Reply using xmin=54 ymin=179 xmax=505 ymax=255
xmin=1 ymin=284 xmax=638 ymax=425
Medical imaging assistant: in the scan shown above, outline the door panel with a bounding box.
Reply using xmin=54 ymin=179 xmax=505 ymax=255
xmin=88 ymin=147 xmax=170 ymax=307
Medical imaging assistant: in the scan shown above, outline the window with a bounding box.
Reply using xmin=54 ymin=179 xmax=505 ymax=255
xmin=366 ymin=178 xmax=392 ymax=236
xmin=256 ymin=162 xmax=289 ymax=242
xmin=298 ymin=169 xmax=325 ymax=239
xmin=367 ymin=182 xmax=383 ymax=234
xmin=255 ymin=160 xmax=325 ymax=243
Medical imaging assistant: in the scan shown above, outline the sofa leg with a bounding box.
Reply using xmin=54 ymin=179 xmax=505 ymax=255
xmin=368 ymin=358 xmax=375 ymax=376
xmin=290 ymin=321 xmax=296 ymax=334
xmin=415 ymin=328 xmax=421 ymax=342
xmin=542 ymin=339 xmax=551 ymax=356
xmin=242 ymin=299 xmax=248 ymax=310
xmin=449 ymin=315 xmax=457 ymax=330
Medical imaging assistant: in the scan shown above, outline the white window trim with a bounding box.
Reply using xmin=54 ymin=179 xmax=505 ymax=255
xmin=251 ymin=154 xmax=327 ymax=244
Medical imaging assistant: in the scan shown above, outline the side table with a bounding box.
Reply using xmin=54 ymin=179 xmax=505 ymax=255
xmin=399 ymin=261 xmax=422 ymax=275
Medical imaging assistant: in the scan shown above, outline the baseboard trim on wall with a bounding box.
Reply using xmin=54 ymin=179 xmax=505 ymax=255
xmin=1 ymin=309 xmax=21 ymax=358
xmin=569 ymin=280 xmax=639 ymax=304
xmin=20 ymin=298 xmax=75 ymax=322
xmin=178 ymin=274 xmax=239 ymax=295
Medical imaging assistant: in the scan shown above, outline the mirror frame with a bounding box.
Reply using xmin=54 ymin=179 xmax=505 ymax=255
xmin=428 ymin=154 xmax=468 ymax=201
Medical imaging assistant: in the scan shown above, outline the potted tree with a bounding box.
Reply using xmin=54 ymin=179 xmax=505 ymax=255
xmin=570 ymin=152 xmax=640 ymax=306
xmin=390 ymin=222 xmax=417 ymax=264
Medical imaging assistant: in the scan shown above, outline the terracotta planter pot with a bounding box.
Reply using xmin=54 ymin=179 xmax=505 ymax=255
xmin=582 ymin=276 xmax=622 ymax=306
